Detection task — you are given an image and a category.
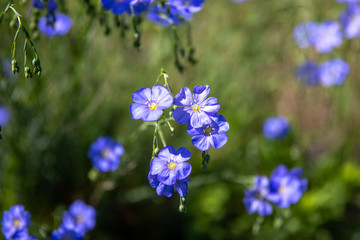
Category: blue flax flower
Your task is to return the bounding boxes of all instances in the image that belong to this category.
[266,165,307,208]
[336,0,360,3]
[340,4,360,39]
[311,20,342,53]
[243,176,273,216]
[61,200,96,237]
[87,136,125,172]
[293,21,317,48]
[319,58,350,87]
[51,227,82,240]
[173,85,220,128]
[263,117,290,140]
[150,146,192,185]
[101,0,153,16]
[32,0,58,12]
[148,173,191,197]
[187,114,229,151]
[1,205,30,240]
[38,13,72,38]
[0,106,10,126]
[296,60,319,86]
[130,85,173,122]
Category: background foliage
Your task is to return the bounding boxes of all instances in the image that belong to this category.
[1,0,360,239]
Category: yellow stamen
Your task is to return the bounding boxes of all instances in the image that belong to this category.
[204,126,212,135]
[102,149,111,158]
[192,104,200,111]
[76,216,83,223]
[279,187,285,194]
[14,219,20,227]
[149,102,157,110]
[168,162,177,169]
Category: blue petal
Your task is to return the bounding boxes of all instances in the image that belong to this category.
[129,103,149,120]
[172,107,191,124]
[175,180,189,197]
[112,2,129,15]
[157,145,176,159]
[186,123,200,136]
[210,133,228,149]
[150,157,167,175]
[156,183,174,197]
[174,147,191,162]
[190,111,212,128]
[142,108,163,121]
[201,97,220,113]
[192,85,210,103]
[173,87,193,106]
[254,176,269,190]
[191,135,211,151]
[132,87,151,104]
[148,173,159,188]
[157,168,177,185]
[101,0,114,10]
[213,115,230,132]
[151,85,173,109]
[175,162,192,180]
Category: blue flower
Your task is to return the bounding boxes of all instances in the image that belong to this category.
[32,0,58,12]
[147,3,184,26]
[87,136,125,172]
[293,21,317,49]
[150,146,192,186]
[148,173,191,197]
[263,117,290,140]
[1,205,31,240]
[0,106,10,127]
[266,165,307,208]
[311,20,342,53]
[38,13,72,38]
[8,229,37,240]
[129,0,154,15]
[187,114,229,151]
[51,227,82,240]
[340,4,360,39]
[170,0,205,21]
[61,200,96,237]
[130,85,173,122]
[173,85,220,128]
[295,60,319,86]
[336,0,360,3]
[243,176,273,216]
[101,0,153,16]
[319,58,350,87]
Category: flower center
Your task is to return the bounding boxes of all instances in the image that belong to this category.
[203,126,213,135]
[192,104,200,111]
[102,149,111,158]
[278,187,285,194]
[148,102,157,110]
[14,219,20,227]
[76,216,83,223]
[168,162,177,169]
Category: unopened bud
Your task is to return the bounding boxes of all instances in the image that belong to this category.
[25,67,32,79]
[11,60,19,74]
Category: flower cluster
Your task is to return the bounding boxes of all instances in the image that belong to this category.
[130,79,228,200]
[87,136,125,172]
[262,117,290,140]
[51,200,96,240]
[243,165,307,216]
[33,0,72,37]
[1,205,37,240]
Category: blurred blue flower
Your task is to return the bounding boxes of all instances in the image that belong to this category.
[87,136,125,172]
[336,0,360,3]
[243,176,273,216]
[130,85,173,122]
[38,13,72,38]
[319,58,350,87]
[32,0,58,12]
[129,0,154,15]
[173,85,220,128]
[231,0,248,3]
[311,20,342,53]
[187,114,229,151]
[293,21,317,48]
[296,60,319,86]
[1,205,30,240]
[101,0,153,16]
[51,227,82,240]
[340,4,360,39]
[61,200,96,237]
[10,229,37,240]
[263,117,290,140]
[149,146,192,185]
[148,173,191,197]
[0,106,10,126]
[266,165,308,208]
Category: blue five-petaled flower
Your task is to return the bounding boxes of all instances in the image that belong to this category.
[187,114,229,151]
[149,146,192,197]
[88,136,125,172]
[263,117,290,140]
[1,205,31,240]
[130,85,173,122]
[173,85,220,128]
[38,13,73,38]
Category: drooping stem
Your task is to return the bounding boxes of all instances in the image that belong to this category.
[157,125,167,147]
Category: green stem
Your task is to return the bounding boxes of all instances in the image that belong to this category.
[157,125,167,147]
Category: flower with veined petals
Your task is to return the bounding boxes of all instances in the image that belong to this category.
[243,176,273,216]
[149,146,192,186]
[61,200,96,237]
[1,205,31,239]
[87,136,125,172]
[187,114,229,151]
[130,85,173,122]
[318,58,350,87]
[173,85,220,128]
[38,13,72,38]
[340,4,360,39]
[148,173,191,197]
[266,165,308,208]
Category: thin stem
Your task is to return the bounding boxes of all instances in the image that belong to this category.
[157,125,167,147]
